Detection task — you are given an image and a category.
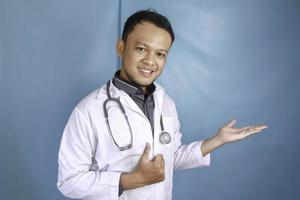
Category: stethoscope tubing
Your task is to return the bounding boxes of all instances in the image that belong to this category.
[103,80,171,151]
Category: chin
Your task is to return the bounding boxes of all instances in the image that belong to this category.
[133,77,150,84]
[140,80,155,87]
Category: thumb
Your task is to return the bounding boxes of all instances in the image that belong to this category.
[226,119,236,128]
[141,143,151,159]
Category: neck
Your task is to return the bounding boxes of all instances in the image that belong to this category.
[119,69,148,94]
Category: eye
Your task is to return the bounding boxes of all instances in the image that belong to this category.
[136,47,146,53]
[157,52,166,58]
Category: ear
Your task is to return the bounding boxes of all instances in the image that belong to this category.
[116,39,125,57]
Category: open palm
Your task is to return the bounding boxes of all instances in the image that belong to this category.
[216,119,268,144]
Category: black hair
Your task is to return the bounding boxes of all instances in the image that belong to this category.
[121,9,175,44]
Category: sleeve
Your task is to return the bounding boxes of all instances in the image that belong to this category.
[173,139,211,170]
[169,101,211,170]
[57,107,121,199]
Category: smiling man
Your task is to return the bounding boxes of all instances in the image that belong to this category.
[57,10,267,200]
[116,20,171,91]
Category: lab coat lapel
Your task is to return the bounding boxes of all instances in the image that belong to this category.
[106,79,166,120]
[153,82,165,132]
[109,80,145,118]
[153,82,165,117]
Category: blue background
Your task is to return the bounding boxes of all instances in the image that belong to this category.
[1,0,300,199]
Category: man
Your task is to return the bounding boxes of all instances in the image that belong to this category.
[57,10,267,199]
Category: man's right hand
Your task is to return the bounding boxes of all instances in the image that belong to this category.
[120,143,165,191]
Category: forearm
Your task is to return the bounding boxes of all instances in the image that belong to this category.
[201,135,224,157]
[57,170,121,199]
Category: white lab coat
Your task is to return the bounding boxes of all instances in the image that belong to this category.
[57,80,210,200]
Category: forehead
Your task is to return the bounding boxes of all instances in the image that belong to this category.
[126,21,172,50]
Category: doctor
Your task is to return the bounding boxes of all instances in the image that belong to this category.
[57,10,268,200]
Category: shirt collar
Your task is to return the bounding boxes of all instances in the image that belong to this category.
[112,70,156,97]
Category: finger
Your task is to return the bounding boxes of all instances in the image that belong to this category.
[243,125,268,133]
[229,125,268,141]
[160,156,165,168]
[243,129,263,137]
[237,125,267,133]
[252,126,268,131]
[240,126,267,137]
[152,154,164,162]
[258,125,268,129]
[152,154,165,167]
[237,125,258,132]
[250,125,268,132]
[226,119,236,128]
[141,143,151,160]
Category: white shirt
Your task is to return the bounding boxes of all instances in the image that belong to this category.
[57,80,210,200]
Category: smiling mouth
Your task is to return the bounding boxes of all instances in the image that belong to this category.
[138,68,154,76]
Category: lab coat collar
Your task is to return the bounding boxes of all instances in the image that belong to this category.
[97,79,165,100]
[112,70,156,97]
[97,79,166,116]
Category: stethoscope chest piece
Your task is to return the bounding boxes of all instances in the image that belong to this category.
[159,131,171,144]
[159,115,171,144]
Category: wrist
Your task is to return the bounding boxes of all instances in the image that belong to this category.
[211,134,226,147]
[120,171,145,191]
[201,135,224,156]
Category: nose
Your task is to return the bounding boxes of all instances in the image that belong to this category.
[142,52,155,66]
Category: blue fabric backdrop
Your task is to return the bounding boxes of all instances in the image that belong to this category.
[1,0,300,199]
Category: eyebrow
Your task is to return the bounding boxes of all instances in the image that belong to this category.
[135,41,169,53]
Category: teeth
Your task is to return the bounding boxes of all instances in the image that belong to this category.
[140,68,152,74]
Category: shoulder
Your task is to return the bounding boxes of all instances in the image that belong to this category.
[154,82,177,115]
[154,82,175,103]
[75,84,106,115]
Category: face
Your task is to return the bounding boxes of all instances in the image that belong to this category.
[117,21,172,91]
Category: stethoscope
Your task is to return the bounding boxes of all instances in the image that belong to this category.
[103,80,171,151]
